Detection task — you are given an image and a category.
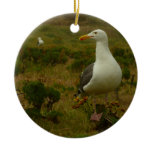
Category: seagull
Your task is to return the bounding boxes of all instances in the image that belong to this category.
[37,37,44,47]
[76,29,122,121]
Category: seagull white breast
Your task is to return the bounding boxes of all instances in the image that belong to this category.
[83,40,122,94]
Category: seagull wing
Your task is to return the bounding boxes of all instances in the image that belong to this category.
[79,63,94,92]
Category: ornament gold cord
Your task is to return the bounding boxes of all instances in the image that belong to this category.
[74,0,80,25]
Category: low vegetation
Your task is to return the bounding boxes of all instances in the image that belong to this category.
[15,14,137,138]
[22,81,61,123]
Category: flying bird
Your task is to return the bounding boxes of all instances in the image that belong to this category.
[76,29,122,121]
[37,37,44,47]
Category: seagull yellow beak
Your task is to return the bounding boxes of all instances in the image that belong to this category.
[79,35,91,40]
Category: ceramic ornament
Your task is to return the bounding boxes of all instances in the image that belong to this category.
[15,0,137,138]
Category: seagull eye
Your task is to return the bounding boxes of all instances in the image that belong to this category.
[94,32,97,34]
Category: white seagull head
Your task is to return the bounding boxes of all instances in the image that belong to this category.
[80,29,108,42]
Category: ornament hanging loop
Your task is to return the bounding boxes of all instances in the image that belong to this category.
[74,0,80,25]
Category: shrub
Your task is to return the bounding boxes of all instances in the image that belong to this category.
[85,48,95,56]
[67,48,95,72]
[22,81,61,112]
[60,55,68,64]
[25,109,63,124]
[30,48,42,63]
[22,81,46,108]
[124,53,135,65]
[125,52,134,58]
[41,49,60,65]
[123,67,131,80]
[50,51,60,65]
[115,56,130,67]
[53,37,62,44]
[46,111,63,123]
[15,59,25,76]
[18,46,70,67]
[30,64,42,72]
[25,108,43,119]
[51,47,62,53]
[41,87,61,112]
[64,48,71,56]
[113,48,125,57]
[23,82,62,123]
[69,49,95,60]
[41,47,68,65]
[70,59,86,71]
[20,48,43,63]
[45,87,60,103]
[41,51,51,65]
[71,51,84,59]
[53,83,66,92]
[19,49,31,61]
[113,47,136,67]
[69,57,95,72]
[54,47,69,64]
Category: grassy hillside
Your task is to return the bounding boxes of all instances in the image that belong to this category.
[15,14,137,138]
